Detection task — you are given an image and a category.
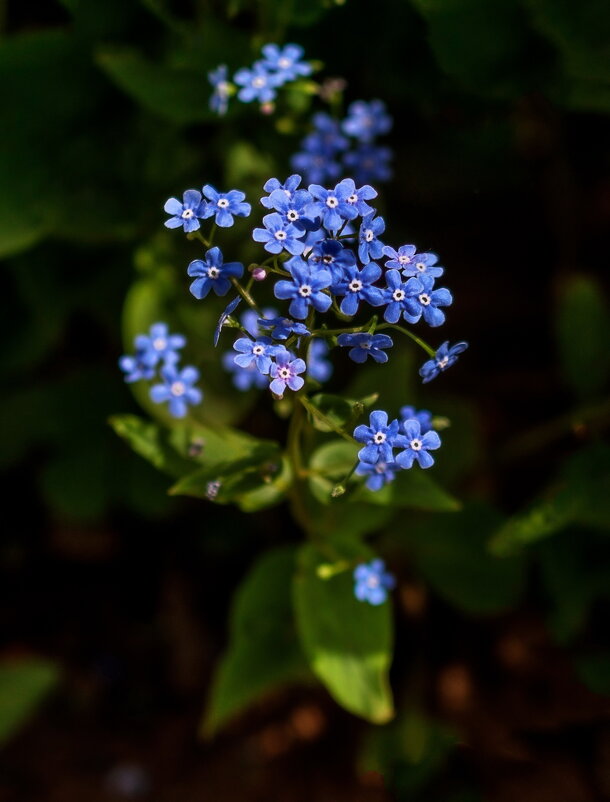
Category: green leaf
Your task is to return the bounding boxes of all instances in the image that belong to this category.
[236,456,293,513]
[293,539,394,723]
[406,504,526,614]
[109,414,197,478]
[556,274,610,398]
[95,47,214,124]
[203,547,308,735]
[0,658,59,746]
[357,467,461,512]
[305,393,375,435]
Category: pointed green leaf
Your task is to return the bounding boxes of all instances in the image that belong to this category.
[0,658,59,745]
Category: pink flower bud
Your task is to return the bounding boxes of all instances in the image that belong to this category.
[252,267,267,281]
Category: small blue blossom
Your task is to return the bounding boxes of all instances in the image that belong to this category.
[395,419,441,469]
[118,354,155,383]
[232,337,281,374]
[309,239,356,283]
[267,189,317,231]
[353,559,396,605]
[222,351,268,391]
[382,270,423,324]
[274,258,332,319]
[163,189,207,232]
[291,149,343,186]
[383,245,444,279]
[213,296,242,346]
[355,460,398,492]
[306,113,349,155]
[399,406,433,434]
[334,262,384,316]
[307,339,333,383]
[407,274,453,327]
[358,213,385,264]
[252,212,306,255]
[340,178,378,218]
[306,179,358,232]
[260,43,312,82]
[337,332,393,364]
[344,145,393,185]
[241,307,277,337]
[133,322,186,367]
[201,185,251,228]
[188,247,244,299]
[150,365,202,418]
[269,350,306,397]
[353,410,400,464]
[257,316,310,340]
[419,341,468,384]
[233,63,280,104]
[208,65,231,115]
[260,174,303,209]
[342,100,392,143]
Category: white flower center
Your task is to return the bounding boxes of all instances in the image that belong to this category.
[399,254,411,264]
[207,266,220,279]
[217,81,230,96]
[438,356,449,369]
[171,381,186,397]
[153,338,167,351]
[217,198,229,209]
[416,262,426,272]
[279,367,291,379]
[326,196,338,208]
[182,209,194,219]
[252,76,266,88]
[361,342,371,349]
[298,284,313,297]
[373,431,386,444]
[252,345,265,356]
[275,230,287,240]
[392,288,405,302]
[347,193,358,204]
[375,462,387,474]
[283,189,291,197]
[287,210,299,221]
[322,254,334,265]
[364,229,374,242]
[410,438,423,451]
[278,57,291,69]
[419,293,431,306]
[366,574,380,588]
[348,279,363,293]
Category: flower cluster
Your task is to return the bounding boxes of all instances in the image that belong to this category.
[119,323,202,419]
[291,101,393,186]
[164,187,251,233]
[208,43,314,115]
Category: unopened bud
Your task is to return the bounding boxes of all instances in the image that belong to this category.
[260,102,275,115]
[331,484,346,498]
[252,267,267,281]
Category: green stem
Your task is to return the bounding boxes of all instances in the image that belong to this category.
[230,278,260,312]
[377,324,436,357]
[189,230,210,248]
[299,395,355,443]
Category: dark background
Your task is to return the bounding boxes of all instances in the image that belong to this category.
[1,0,610,799]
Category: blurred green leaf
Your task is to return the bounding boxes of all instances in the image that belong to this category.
[203,546,308,736]
[357,467,461,512]
[293,538,394,723]
[110,414,198,478]
[0,658,59,746]
[556,274,610,398]
[305,393,375,435]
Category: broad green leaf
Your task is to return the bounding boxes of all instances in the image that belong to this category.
[0,658,59,745]
[236,457,293,513]
[109,414,197,478]
[203,547,308,735]
[293,539,394,723]
[305,393,376,435]
[406,504,526,614]
[357,467,461,512]
[556,274,610,398]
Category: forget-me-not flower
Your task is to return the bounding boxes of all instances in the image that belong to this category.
[399,406,433,434]
[201,185,251,228]
[187,247,244,299]
[353,559,396,605]
[407,274,453,327]
[233,63,280,104]
[353,410,400,464]
[358,213,385,264]
[273,258,332,319]
[307,339,333,383]
[252,212,306,255]
[232,337,281,374]
[383,245,444,279]
[150,365,202,418]
[164,190,207,232]
[260,43,312,82]
[333,262,384,316]
[382,270,423,324]
[269,351,306,397]
[337,332,393,364]
[260,174,303,209]
[342,100,392,143]
[257,316,310,340]
[208,65,231,115]
[419,341,468,383]
[395,419,441,469]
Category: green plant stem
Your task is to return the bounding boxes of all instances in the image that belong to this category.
[230,278,260,312]
[189,230,210,248]
[299,395,355,443]
[376,324,436,357]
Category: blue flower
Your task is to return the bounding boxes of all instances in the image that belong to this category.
[187,247,244,299]
[383,245,444,279]
[233,63,280,103]
[419,341,468,383]
[342,100,392,143]
[232,337,281,374]
[291,149,342,186]
[213,296,242,346]
[267,188,317,231]
[308,239,356,283]
[252,212,306,255]
[355,460,398,492]
[399,405,433,434]
[344,145,393,185]
[201,185,251,228]
[241,307,277,337]
[208,65,231,115]
[353,410,400,464]
[260,43,312,82]
[133,322,186,367]
[150,365,202,418]
[333,262,384,316]
[340,178,378,218]
[306,179,358,232]
[395,419,441,469]
[358,213,385,264]
[306,113,349,155]
[407,274,453,327]
[382,270,423,324]
[222,351,268,391]
[269,350,306,397]
[118,354,155,383]
[337,332,393,364]
[307,339,333,383]
[257,316,310,340]
[163,189,207,232]
[273,258,332,319]
[353,559,395,605]
[260,174,303,209]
